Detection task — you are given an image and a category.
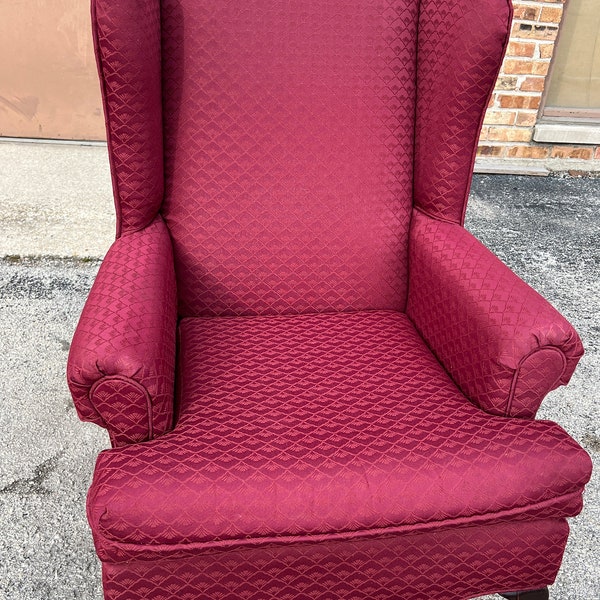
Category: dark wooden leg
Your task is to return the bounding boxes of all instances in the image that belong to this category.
[500,588,549,600]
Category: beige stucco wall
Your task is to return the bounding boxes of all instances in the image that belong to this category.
[0,0,105,140]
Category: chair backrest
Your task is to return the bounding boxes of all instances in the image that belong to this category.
[92,0,512,318]
[160,0,420,317]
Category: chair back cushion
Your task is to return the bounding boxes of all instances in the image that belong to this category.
[160,0,419,316]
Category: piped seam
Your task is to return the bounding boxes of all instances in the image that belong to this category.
[505,345,568,417]
[88,374,154,444]
[93,488,583,561]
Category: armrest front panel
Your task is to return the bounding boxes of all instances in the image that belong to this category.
[407,210,583,418]
[67,217,177,446]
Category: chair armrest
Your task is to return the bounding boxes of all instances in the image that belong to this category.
[406,210,584,418]
[67,216,177,446]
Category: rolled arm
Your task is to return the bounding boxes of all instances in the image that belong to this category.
[67,217,177,446]
[407,209,584,418]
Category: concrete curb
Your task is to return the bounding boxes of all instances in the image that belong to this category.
[0,141,115,259]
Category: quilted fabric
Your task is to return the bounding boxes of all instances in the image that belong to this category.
[88,312,591,560]
[67,217,177,446]
[92,0,163,235]
[414,0,512,223]
[161,0,418,317]
[101,519,569,600]
[407,210,584,418]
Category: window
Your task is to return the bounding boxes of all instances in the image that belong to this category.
[535,0,600,143]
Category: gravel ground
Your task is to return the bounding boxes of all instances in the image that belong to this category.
[0,257,105,600]
[0,142,598,599]
[467,175,600,600]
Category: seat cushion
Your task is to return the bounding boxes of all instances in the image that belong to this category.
[88,311,591,560]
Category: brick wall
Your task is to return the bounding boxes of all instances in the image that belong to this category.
[478,0,600,163]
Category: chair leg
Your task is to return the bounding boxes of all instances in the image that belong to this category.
[499,588,549,600]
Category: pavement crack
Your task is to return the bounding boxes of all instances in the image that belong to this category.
[0,451,64,495]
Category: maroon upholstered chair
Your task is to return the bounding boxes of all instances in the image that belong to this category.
[68,1,592,598]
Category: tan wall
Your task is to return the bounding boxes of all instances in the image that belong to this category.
[0,0,105,140]
[2,0,598,161]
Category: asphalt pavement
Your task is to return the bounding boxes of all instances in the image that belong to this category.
[0,141,598,599]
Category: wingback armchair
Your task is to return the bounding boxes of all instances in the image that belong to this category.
[68,1,592,598]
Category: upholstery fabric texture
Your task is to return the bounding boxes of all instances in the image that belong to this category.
[88,312,590,561]
[161,0,418,317]
[407,210,584,418]
[67,217,177,446]
[414,0,512,224]
[67,0,593,598]
[100,519,569,600]
[92,0,164,235]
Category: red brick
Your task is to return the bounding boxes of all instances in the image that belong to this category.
[551,146,594,160]
[539,43,555,59]
[532,61,550,76]
[513,5,540,21]
[484,110,517,125]
[507,41,536,57]
[520,77,545,92]
[488,126,533,143]
[503,59,550,76]
[477,145,504,157]
[495,75,519,91]
[503,59,534,75]
[512,23,558,40]
[515,111,538,126]
[498,94,541,110]
[506,145,551,159]
[540,6,563,24]
[595,147,600,160]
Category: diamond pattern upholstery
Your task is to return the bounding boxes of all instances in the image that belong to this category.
[88,312,589,562]
[160,0,417,317]
[407,210,584,418]
[67,0,593,598]
[101,519,569,600]
[67,216,177,445]
[414,0,512,224]
[92,0,163,235]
